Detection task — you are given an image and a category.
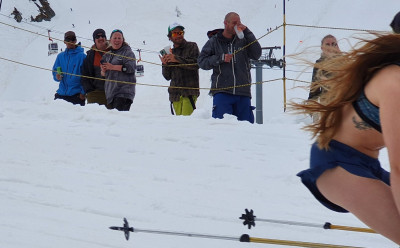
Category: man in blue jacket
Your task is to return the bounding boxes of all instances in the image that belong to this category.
[198,12,261,123]
[52,31,86,106]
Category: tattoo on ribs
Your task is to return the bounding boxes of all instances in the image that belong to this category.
[352,116,372,130]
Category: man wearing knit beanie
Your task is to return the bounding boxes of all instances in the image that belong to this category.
[92,28,106,42]
[81,28,110,106]
[390,11,400,34]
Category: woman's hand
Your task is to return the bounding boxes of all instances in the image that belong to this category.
[101,62,114,71]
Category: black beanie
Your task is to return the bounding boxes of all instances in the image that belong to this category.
[390,11,400,34]
[93,28,106,41]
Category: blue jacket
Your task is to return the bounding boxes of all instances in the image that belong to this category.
[52,46,86,96]
[198,28,261,98]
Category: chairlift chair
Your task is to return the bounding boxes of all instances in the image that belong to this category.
[48,42,58,56]
[47,30,58,56]
[136,64,144,77]
[135,49,144,77]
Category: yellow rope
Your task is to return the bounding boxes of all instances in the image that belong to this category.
[0,56,282,90]
[286,23,385,33]
[0,16,388,92]
[286,77,313,84]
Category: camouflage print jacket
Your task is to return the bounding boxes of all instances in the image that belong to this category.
[162,40,200,102]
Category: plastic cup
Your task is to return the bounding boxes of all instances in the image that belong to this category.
[234,25,244,39]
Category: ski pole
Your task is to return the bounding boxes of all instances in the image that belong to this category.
[239,209,376,234]
[109,218,365,248]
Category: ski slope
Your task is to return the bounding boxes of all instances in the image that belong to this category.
[0,0,399,247]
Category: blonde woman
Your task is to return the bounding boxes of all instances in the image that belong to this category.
[101,29,136,111]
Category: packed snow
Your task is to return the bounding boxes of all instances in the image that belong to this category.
[0,0,399,247]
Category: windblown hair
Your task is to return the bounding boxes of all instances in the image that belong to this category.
[290,33,400,149]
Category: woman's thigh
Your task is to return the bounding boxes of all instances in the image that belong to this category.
[317,166,400,244]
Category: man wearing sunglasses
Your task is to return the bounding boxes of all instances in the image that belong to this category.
[160,22,200,116]
[52,31,86,106]
[81,28,110,106]
[198,12,261,124]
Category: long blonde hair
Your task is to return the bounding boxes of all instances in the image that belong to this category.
[291,33,400,149]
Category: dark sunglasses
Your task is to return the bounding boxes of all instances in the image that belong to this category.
[324,42,338,47]
[96,34,106,39]
[171,31,184,37]
[64,37,76,42]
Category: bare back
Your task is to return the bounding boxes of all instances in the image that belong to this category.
[331,66,400,158]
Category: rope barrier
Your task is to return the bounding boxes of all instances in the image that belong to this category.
[0,56,282,91]
[0,20,163,67]
[0,18,287,92]
[0,11,389,92]
[0,13,159,54]
[286,23,386,33]
[0,17,281,69]
[287,77,313,84]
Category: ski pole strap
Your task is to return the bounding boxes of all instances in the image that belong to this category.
[240,234,364,248]
[324,222,376,233]
[188,95,196,110]
[170,102,175,115]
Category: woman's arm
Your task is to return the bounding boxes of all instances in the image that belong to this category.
[377,65,400,212]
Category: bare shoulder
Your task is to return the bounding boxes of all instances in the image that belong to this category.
[367,65,400,106]
[372,64,400,85]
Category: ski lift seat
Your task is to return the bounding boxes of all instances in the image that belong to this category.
[136,64,144,77]
[48,42,58,56]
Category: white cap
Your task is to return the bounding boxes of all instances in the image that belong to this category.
[168,22,185,33]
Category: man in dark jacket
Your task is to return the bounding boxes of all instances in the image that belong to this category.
[160,22,200,116]
[198,12,261,123]
[81,28,109,106]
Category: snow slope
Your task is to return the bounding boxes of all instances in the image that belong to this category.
[0,0,399,247]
